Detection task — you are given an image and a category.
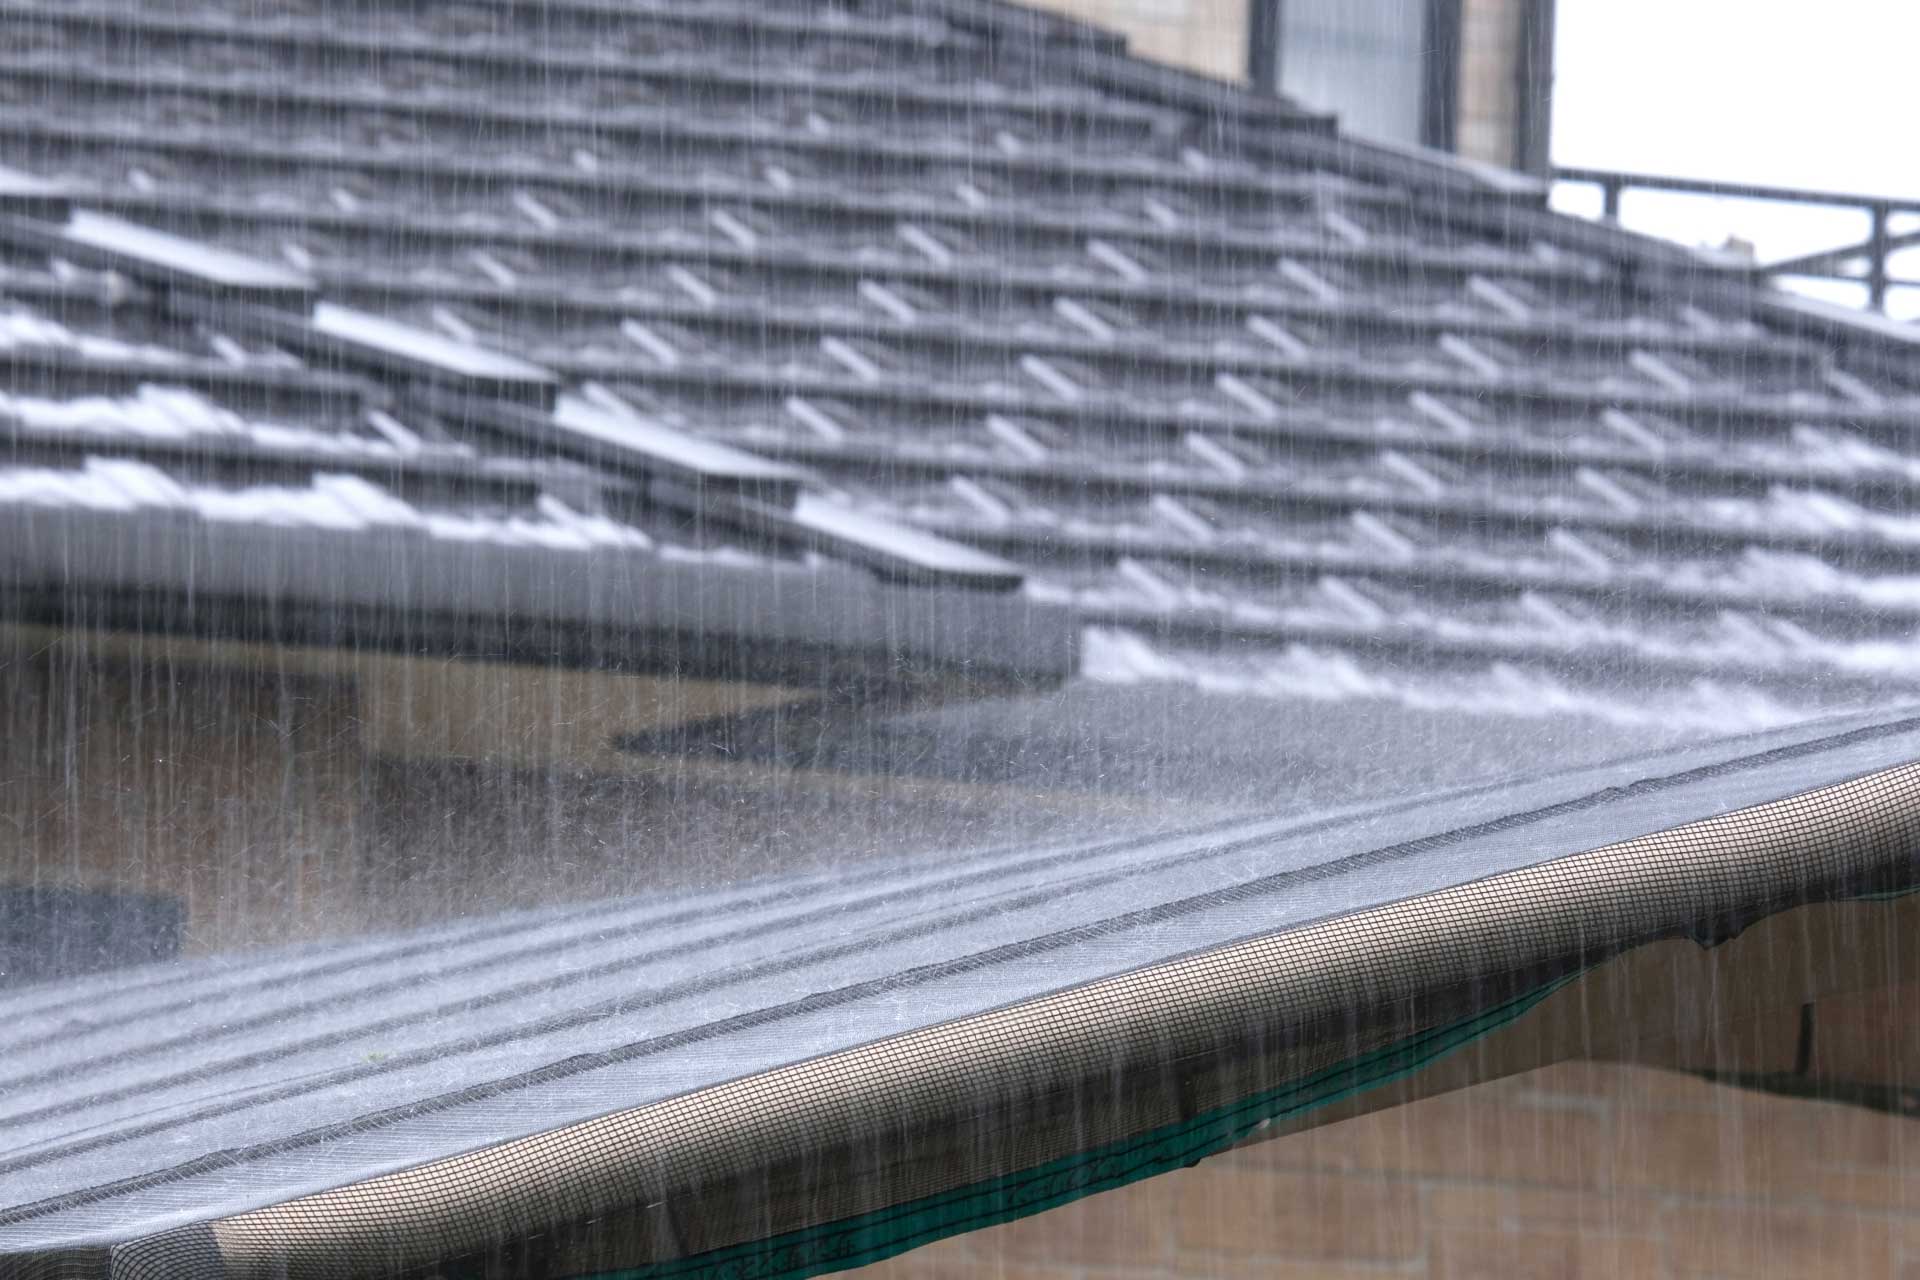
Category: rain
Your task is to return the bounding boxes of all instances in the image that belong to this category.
[1,1,1919,1276]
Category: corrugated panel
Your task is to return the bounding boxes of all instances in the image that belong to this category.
[2,706,1917,1272]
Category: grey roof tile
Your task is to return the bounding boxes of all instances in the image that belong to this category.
[0,0,1916,707]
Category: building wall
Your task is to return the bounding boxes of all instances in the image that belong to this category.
[1456,0,1528,168]
[1024,0,1251,84]
[0,624,1147,949]
[0,627,372,957]
[847,914,1920,1279]
[853,1056,1920,1278]
[1017,0,1541,169]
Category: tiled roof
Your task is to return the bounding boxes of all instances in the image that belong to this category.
[2,0,1918,713]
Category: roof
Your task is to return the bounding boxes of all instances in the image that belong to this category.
[4,703,1919,1272]
[0,0,1915,722]
[0,90,1077,690]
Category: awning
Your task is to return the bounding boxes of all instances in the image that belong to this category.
[5,707,1919,1277]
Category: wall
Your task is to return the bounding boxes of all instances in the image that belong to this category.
[846,963,1920,1279]
[1456,0,1528,168]
[0,626,368,959]
[853,1055,1920,1278]
[1023,0,1251,84]
[1016,0,1542,169]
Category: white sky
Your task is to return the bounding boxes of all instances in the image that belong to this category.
[1550,0,1920,316]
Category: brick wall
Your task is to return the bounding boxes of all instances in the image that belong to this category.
[852,1059,1920,1279]
[1016,0,1538,170]
[0,624,1149,946]
[848,906,1920,1280]
[0,626,367,956]
[1020,0,1251,83]
[1455,0,1525,168]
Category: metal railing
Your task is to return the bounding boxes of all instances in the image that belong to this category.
[1553,166,1920,312]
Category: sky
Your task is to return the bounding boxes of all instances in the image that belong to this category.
[1550,0,1920,316]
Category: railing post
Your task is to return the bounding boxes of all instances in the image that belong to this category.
[1552,167,1919,313]
[1601,177,1623,223]
[1867,201,1891,312]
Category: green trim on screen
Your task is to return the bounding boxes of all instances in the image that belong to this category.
[580,975,1574,1280]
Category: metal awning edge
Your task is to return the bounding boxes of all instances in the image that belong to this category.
[63,716,1920,1280]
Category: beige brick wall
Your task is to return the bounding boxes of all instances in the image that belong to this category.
[847,916,1920,1280]
[0,626,367,953]
[853,1058,1920,1279]
[0,624,1153,944]
[1022,0,1250,83]
[1017,0,1537,169]
[1456,0,1525,168]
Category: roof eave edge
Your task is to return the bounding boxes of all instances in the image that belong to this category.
[97,733,1920,1279]
[1757,287,1920,356]
[0,506,1080,688]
